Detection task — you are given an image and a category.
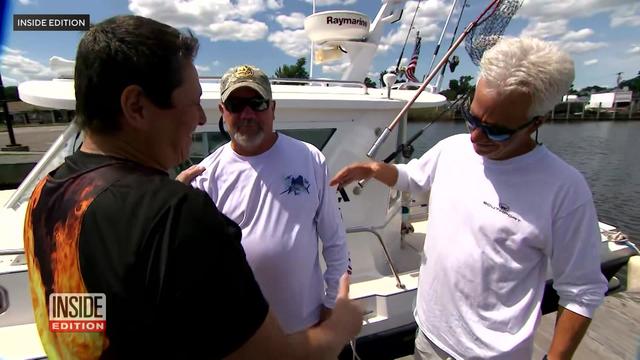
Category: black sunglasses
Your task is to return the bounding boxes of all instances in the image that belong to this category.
[461,105,537,142]
[224,97,270,113]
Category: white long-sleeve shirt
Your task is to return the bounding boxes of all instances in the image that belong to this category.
[192,134,348,334]
[395,134,607,359]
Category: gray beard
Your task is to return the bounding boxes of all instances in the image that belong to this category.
[232,128,265,150]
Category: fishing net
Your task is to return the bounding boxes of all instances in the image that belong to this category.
[464,0,523,65]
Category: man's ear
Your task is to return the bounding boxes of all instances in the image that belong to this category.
[530,115,545,132]
[120,85,148,130]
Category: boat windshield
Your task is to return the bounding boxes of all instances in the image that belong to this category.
[4,126,337,210]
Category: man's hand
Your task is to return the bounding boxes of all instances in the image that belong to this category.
[323,273,363,340]
[329,162,376,188]
[319,306,332,324]
[175,165,205,184]
[330,161,399,188]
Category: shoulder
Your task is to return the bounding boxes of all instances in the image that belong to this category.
[415,134,468,162]
[541,148,589,185]
[538,148,594,204]
[93,171,214,221]
[279,133,326,163]
[441,133,471,149]
[425,133,470,155]
[197,142,232,167]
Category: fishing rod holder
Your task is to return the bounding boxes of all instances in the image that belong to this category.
[366,127,392,159]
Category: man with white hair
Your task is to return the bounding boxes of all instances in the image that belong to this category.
[330,37,608,359]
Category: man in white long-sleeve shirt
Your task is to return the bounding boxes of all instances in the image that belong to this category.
[330,37,608,359]
[191,65,349,334]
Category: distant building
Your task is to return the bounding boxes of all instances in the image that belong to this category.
[586,89,633,110]
[1,101,74,124]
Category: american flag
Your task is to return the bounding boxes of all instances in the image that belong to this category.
[405,34,421,83]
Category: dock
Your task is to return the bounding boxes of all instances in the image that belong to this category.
[0,125,64,188]
[396,291,640,359]
[533,291,640,360]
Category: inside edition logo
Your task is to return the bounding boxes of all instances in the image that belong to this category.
[49,293,106,332]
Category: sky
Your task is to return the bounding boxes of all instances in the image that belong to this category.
[0,0,639,91]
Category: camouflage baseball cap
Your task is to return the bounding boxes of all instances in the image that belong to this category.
[220,65,272,102]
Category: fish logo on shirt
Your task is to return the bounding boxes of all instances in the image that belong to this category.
[281,175,310,195]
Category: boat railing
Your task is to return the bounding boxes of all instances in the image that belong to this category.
[3,122,79,210]
[346,226,406,289]
[0,249,24,256]
[199,76,369,94]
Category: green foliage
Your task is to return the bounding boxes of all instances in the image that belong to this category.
[364,77,377,88]
[379,70,388,87]
[577,85,608,97]
[568,84,579,95]
[274,57,309,80]
[439,75,474,101]
[618,75,640,93]
[2,86,19,101]
[439,89,456,101]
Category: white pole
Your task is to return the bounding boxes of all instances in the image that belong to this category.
[310,0,316,79]
[424,0,459,79]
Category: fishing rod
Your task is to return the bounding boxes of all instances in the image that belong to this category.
[434,0,469,92]
[424,0,459,78]
[379,93,469,164]
[364,0,522,162]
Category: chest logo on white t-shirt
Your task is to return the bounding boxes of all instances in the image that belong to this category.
[482,201,521,222]
[280,175,310,196]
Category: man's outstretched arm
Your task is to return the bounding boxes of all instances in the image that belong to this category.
[546,306,591,360]
[330,161,398,188]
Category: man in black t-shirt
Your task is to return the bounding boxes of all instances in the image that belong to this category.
[24,15,362,359]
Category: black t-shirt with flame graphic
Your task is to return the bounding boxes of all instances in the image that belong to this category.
[24,151,268,359]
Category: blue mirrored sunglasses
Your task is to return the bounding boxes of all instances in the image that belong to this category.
[461,105,537,142]
[224,97,270,113]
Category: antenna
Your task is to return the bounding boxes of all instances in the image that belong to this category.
[616,72,623,86]
[393,0,422,74]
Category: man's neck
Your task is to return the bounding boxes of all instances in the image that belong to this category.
[488,138,538,161]
[508,138,538,159]
[80,132,167,172]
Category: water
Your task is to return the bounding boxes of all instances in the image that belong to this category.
[407,120,640,243]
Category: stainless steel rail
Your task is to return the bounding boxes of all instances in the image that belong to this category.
[199,76,369,94]
[346,226,405,289]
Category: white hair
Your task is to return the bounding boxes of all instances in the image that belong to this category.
[478,37,575,118]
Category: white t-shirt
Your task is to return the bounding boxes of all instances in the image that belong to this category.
[192,134,349,334]
[395,134,608,360]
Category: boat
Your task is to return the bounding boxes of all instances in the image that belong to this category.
[1,1,638,359]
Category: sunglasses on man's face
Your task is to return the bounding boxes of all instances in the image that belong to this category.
[461,105,537,142]
[223,97,270,113]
